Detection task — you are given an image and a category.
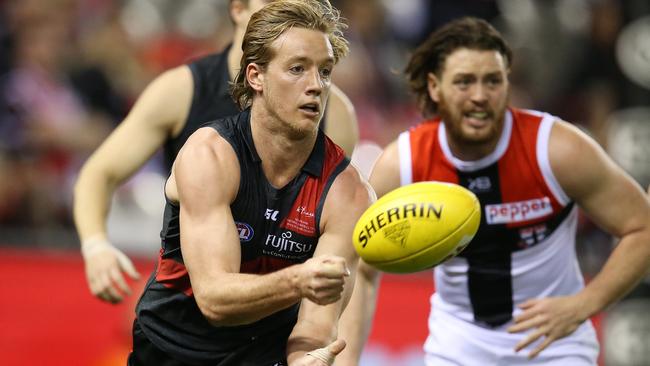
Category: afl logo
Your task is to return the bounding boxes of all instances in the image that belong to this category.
[236,222,254,242]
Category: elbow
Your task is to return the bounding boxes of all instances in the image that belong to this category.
[75,160,119,194]
[201,312,232,327]
[194,293,249,327]
[194,295,230,326]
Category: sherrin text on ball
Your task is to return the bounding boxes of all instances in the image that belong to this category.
[353,182,480,273]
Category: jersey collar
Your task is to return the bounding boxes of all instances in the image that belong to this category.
[240,109,324,177]
[438,109,513,172]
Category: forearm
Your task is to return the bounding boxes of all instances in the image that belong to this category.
[336,263,381,365]
[576,231,650,319]
[285,257,357,363]
[196,265,303,326]
[73,166,117,242]
[287,317,338,363]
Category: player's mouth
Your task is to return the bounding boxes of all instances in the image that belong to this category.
[463,111,491,128]
[299,102,320,118]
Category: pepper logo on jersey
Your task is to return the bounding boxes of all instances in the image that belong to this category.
[485,197,552,224]
[236,222,254,242]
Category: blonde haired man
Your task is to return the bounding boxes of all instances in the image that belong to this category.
[128,1,372,365]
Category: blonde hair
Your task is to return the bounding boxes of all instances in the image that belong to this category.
[231,0,348,109]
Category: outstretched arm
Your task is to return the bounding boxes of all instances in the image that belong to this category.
[324,84,359,157]
[287,166,373,365]
[73,66,193,303]
[337,142,401,365]
[508,120,650,358]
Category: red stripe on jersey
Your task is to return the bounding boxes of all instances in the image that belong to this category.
[155,250,193,296]
[282,137,346,236]
[409,121,459,184]
[497,109,563,227]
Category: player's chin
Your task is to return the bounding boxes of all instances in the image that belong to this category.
[461,125,497,144]
[286,120,318,140]
[294,111,322,130]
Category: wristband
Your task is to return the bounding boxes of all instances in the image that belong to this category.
[305,347,335,365]
[81,235,113,259]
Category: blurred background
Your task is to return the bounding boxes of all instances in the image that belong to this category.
[0,0,649,365]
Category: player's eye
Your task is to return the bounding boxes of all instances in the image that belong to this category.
[320,68,332,79]
[290,65,304,73]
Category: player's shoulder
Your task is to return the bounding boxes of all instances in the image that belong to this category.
[173,125,240,202]
[409,117,441,133]
[547,118,610,197]
[137,64,193,113]
[178,127,235,166]
[153,64,193,88]
[548,118,598,156]
[328,164,375,211]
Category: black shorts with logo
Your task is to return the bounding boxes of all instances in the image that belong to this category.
[128,319,288,366]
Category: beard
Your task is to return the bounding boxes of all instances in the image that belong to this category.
[437,92,507,146]
[284,120,319,141]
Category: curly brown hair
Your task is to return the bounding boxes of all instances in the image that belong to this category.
[231,0,349,110]
[405,17,513,118]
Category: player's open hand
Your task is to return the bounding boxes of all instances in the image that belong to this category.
[290,339,346,366]
[82,237,140,303]
[298,255,350,305]
[507,295,587,359]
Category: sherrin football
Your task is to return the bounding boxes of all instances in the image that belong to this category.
[353,182,480,273]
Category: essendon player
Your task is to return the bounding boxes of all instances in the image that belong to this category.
[128,2,372,366]
[338,17,650,366]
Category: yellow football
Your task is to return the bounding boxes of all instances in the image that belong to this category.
[353,181,480,273]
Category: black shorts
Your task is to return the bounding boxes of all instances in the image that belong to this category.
[128,319,288,366]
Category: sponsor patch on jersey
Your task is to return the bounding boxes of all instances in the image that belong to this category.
[485,197,553,224]
[518,224,548,249]
[468,176,492,193]
[236,222,254,242]
[264,231,314,260]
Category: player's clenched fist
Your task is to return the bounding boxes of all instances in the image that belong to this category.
[297,255,350,305]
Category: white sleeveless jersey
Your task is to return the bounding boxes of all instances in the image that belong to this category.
[398,109,599,364]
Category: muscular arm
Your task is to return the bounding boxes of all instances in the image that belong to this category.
[337,142,400,365]
[175,129,357,327]
[73,66,193,302]
[287,166,373,363]
[324,85,359,157]
[509,120,650,357]
[550,121,650,316]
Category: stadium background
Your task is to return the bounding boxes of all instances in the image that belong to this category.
[0,0,649,365]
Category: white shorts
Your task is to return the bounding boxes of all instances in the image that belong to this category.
[423,303,599,366]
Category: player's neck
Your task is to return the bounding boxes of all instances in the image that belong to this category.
[446,132,501,162]
[249,106,316,189]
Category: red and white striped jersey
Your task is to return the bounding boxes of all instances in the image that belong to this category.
[398,108,598,364]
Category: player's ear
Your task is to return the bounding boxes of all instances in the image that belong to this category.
[247,63,264,92]
[427,72,441,103]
